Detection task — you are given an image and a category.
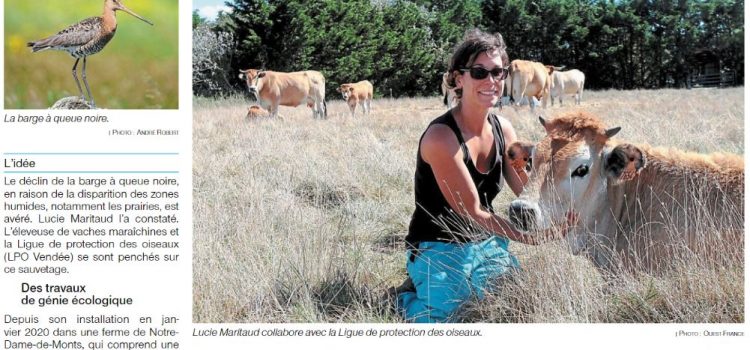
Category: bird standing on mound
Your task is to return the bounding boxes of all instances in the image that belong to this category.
[27,0,153,108]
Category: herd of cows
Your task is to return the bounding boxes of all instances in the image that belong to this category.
[238,59,585,119]
[235,64,743,274]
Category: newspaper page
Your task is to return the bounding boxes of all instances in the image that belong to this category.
[2,1,748,350]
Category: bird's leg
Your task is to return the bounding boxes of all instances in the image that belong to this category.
[81,56,96,107]
[71,58,85,101]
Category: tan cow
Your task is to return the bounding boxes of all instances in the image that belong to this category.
[245,105,269,119]
[509,59,555,111]
[550,69,585,106]
[238,69,327,119]
[507,112,744,273]
[441,72,458,108]
[337,80,373,117]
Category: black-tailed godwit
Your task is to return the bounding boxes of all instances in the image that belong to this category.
[27,0,153,107]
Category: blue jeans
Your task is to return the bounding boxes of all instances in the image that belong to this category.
[397,236,519,323]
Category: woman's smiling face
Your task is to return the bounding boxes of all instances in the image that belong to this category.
[456,50,505,109]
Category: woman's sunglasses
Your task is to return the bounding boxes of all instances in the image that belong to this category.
[460,66,510,80]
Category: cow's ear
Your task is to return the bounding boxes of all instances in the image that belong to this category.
[258,71,266,78]
[604,144,646,181]
[507,141,535,174]
[605,126,621,138]
[538,116,552,134]
[349,87,354,92]
[545,65,555,75]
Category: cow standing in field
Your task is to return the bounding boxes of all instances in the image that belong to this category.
[338,80,373,117]
[441,72,458,108]
[507,112,744,273]
[238,69,327,119]
[550,69,585,106]
[509,59,554,111]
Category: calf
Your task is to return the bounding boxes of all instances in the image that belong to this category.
[338,80,373,117]
[245,105,269,119]
[508,112,744,273]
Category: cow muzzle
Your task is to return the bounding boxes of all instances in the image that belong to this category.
[509,200,539,231]
[247,87,259,101]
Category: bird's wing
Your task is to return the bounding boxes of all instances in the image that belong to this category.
[33,17,102,49]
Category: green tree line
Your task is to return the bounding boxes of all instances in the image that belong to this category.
[193,0,743,98]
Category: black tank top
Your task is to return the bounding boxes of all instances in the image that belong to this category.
[406,110,506,247]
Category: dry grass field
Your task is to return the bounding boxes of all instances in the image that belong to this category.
[193,87,744,323]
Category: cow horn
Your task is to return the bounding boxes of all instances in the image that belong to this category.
[538,116,547,127]
[605,127,621,138]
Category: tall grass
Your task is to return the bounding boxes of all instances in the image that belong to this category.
[4,0,178,109]
[193,88,744,323]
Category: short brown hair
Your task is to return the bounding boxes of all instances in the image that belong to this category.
[446,29,509,98]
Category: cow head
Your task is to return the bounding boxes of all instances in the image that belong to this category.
[507,112,646,243]
[336,84,352,100]
[238,69,266,99]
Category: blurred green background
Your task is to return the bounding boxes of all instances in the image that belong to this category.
[4,0,178,109]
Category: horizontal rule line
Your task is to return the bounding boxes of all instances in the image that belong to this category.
[3,153,179,155]
[3,171,179,174]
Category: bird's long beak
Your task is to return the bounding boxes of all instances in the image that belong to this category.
[117,4,154,26]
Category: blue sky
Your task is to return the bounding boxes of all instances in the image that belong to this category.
[193,0,232,20]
